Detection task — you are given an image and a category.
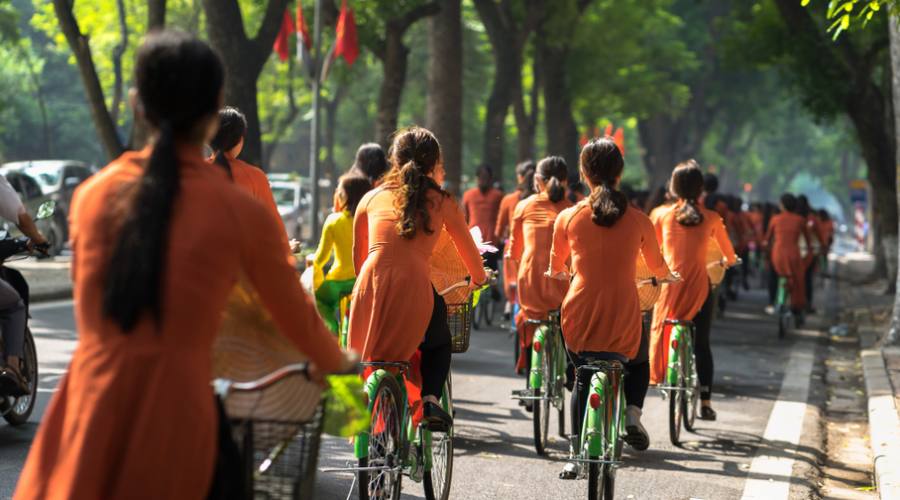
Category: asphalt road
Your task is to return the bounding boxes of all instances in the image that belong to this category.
[1,278,829,500]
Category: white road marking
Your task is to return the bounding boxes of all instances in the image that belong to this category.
[740,342,814,500]
[30,299,74,312]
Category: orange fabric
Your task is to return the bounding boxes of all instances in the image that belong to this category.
[649,205,736,384]
[462,186,503,245]
[746,211,764,245]
[508,193,572,367]
[16,148,342,500]
[214,156,292,257]
[496,190,522,301]
[550,203,668,357]
[765,212,811,310]
[649,203,674,226]
[348,187,486,363]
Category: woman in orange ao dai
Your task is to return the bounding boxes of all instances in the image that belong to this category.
[348,127,487,429]
[508,157,571,374]
[650,161,736,420]
[548,138,671,479]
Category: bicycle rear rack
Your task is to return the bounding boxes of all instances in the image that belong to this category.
[567,457,623,466]
[510,388,549,401]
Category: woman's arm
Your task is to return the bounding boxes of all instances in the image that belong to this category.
[508,202,525,263]
[712,215,738,266]
[638,212,670,279]
[547,209,572,280]
[313,215,336,271]
[237,196,344,373]
[353,192,372,275]
[443,196,488,285]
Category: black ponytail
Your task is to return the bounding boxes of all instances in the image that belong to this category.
[580,138,627,227]
[210,106,247,180]
[103,31,224,332]
[536,156,568,204]
[670,160,705,227]
[383,127,445,239]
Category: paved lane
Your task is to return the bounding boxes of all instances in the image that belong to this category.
[1,284,826,500]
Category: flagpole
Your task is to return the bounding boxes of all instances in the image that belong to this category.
[309,0,323,243]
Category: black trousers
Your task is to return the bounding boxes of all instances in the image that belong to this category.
[805,260,815,307]
[420,287,452,398]
[567,351,629,441]
[693,287,716,401]
[768,262,778,305]
[623,313,651,409]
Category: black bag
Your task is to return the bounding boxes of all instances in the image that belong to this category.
[207,396,248,500]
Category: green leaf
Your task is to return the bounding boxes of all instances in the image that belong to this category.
[323,375,370,437]
[801,0,811,6]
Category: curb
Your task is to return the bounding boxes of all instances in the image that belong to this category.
[30,288,72,303]
[861,345,900,499]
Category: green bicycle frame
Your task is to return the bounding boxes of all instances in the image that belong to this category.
[529,321,566,392]
[579,368,625,459]
[775,277,788,308]
[666,324,692,387]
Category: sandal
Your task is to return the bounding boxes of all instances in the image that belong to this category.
[423,402,453,432]
[0,368,29,397]
[699,406,717,421]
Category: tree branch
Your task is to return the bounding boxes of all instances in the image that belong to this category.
[391,1,441,34]
[110,0,128,124]
[148,0,167,29]
[250,0,291,67]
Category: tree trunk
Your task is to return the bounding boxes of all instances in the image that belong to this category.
[539,40,578,172]
[149,0,167,29]
[110,0,128,125]
[372,2,441,148]
[513,49,539,162]
[638,114,682,191]
[886,12,900,343]
[324,83,346,183]
[202,0,289,167]
[52,0,123,160]
[427,0,463,194]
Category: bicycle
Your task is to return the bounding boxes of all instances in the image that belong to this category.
[775,276,791,339]
[472,280,499,330]
[337,291,352,349]
[212,362,330,499]
[337,280,476,500]
[511,310,566,455]
[657,319,699,447]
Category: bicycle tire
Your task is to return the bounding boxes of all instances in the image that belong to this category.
[603,465,616,499]
[588,462,606,500]
[423,380,453,500]
[683,355,700,433]
[668,370,683,446]
[3,328,37,426]
[533,338,551,455]
[558,396,566,438]
[359,375,404,500]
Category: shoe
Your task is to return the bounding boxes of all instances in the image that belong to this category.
[699,405,717,421]
[423,401,452,432]
[559,462,578,480]
[0,369,29,397]
[623,405,650,451]
[764,305,775,315]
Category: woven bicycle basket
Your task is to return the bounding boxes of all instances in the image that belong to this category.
[431,229,475,353]
[706,238,726,286]
[636,254,661,312]
[212,278,323,445]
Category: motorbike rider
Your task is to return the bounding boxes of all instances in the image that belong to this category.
[0,173,48,396]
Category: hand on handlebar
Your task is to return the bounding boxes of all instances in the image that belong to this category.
[308,350,360,385]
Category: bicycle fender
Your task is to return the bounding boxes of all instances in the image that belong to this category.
[529,325,549,389]
[666,325,684,386]
[355,369,393,459]
[584,371,608,457]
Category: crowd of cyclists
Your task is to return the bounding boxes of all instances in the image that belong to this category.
[8,31,837,499]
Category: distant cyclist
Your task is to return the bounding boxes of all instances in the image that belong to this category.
[650,161,736,422]
[764,193,812,326]
[348,142,390,187]
[547,138,672,479]
[496,161,536,320]
[462,165,504,270]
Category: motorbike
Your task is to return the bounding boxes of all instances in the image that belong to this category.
[0,201,55,426]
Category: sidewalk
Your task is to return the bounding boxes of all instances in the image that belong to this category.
[833,252,900,499]
[7,255,73,302]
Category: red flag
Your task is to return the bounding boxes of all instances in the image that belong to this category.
[273,9,294,61]
[296,1,311,50]
[334,0,359,66]
[613,128,626,156]
[604,124,614,137]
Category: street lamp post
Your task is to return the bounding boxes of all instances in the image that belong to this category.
[308,0,323,243]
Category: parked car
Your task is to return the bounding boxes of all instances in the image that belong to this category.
[0,160,93,255]
[269,176,312,242]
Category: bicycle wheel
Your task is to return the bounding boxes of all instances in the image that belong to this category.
[3,328,38,426]
[603,465,616,499]
[668,368,684,447]
[588,461,606,500]
[423,386,453,500]
[359,375,404,500]
[533,341,551,455]
[557,396,566,438]
[682,354,700,433]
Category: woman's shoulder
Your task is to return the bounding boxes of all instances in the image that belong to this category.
[559,199,590,223]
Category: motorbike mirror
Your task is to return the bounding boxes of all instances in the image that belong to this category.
[36,201,56,221]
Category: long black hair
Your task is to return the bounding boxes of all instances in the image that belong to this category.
[383,127,446,239]
[515,160,536,200]
[350,143,389,184]
[580,137,628,227]
[103,30,224,332]
[210,106,247,178]
[535,156,567,203]
[670,160,705,227]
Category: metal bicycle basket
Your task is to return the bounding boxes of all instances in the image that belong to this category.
[229,398,326,499]
[447,296,473,353]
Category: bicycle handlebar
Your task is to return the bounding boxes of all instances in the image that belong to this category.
[635,276,680,287]
[212,362,361,397]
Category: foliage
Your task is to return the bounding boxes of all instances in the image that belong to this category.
[323,374,369,437]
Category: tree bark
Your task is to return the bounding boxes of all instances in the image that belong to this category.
[203,0,290,167]
[886,12,900,343]
[513,48,540,162]
[52,0,123,160]
[427,0,462,194]
[110,0,128,125]
[373,2,441,148]
[324,83,347,183]
[149,0,167,30]
[538,39,578,172]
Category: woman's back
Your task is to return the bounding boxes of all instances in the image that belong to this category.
[658,206,724,277]
[769,212,806,257]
